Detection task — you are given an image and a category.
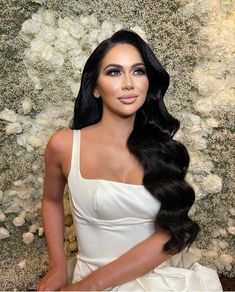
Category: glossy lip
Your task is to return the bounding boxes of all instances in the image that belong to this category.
[118,96,137,104]
[119,95,137,99]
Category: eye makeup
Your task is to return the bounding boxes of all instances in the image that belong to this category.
[105,66,146,76]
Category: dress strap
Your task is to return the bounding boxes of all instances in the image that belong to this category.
[69,129,81,179]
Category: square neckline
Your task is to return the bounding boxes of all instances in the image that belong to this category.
[78,129,145,188]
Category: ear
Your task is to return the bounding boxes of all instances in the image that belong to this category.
[93,87,100,98]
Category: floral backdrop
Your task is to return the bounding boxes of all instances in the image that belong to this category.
[0,0,234,290]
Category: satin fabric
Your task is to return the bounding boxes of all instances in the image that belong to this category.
[67,129,222,291]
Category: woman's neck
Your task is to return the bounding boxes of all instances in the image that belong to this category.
[95,115,135,145]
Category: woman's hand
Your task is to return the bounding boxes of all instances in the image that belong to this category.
[61,276,102,291]
[36,267,68,291]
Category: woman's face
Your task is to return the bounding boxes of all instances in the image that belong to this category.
[94,43,149,118]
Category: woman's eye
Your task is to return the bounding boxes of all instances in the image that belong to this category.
[106,69,120,76]
[133,68,146,75]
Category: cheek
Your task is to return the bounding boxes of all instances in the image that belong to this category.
[98,79,120,96]
[138,79,149,94]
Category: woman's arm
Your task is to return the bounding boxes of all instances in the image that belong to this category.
[63,229,173,291]
[37,132,68,291]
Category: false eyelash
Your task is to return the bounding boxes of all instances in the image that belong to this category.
[105,68,146,76]
[106,69,120,76]
[134,68,146,74]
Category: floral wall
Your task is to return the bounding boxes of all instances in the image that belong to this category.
[0,0,234,290]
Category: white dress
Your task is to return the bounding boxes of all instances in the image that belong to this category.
[67,129,222,291]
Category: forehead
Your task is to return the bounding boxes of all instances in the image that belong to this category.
[100,43,144,67]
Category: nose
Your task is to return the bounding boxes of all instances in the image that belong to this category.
[122,73,134,90]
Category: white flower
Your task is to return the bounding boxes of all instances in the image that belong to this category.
[21,19,41,35]
[205,250,218,260]
[219,254,233,265]
[71,54,87,70]
[36,113,49,126]
[193,183,204,200]
[5,189,17,197]
[18,259,26,269]
[205,118,219,128]
[58,16,74,30]
[30,37,47,53]
[27,68,39,77]
[31,12,43,25]
[201,174,222,194]
[203,160,214,172]
[194,97,213,114]
[79,15,90,27]
[88,29,99,43]
[211,230,220,238]
[88,14,99,27]
[219,228,228,237]
[64,225,75,241]
[0,108,17,122]
[65,37,79,50]
[41,10,56,26]
[38,227,44,236]
[179,2,195,18]
[188,247,202,259]
[13,216,25,227]
[113,23,123,32]
[67,45,82,58]
[229,207,235,216]
[193,0,221,24]
[218,240,229,249]
[24,51,40,68]
[0,211,6,222]
[28,136,43,148]
[188,153,204,173]
[22,232,34,244]
[30,75,42,90]
[192,72,221,96]
[0,227,10,240]
[191,134,208,150]
[29,224,39,233]
[18,190,31,199]
[54,28,70,52]
[22,98,33,114]
[213,259,224,270]
[214,89,235,111]
[17,134,27,146]
[97,30,109,43]
[69,23,84,39]
[5,122,22,135]
[41,26,56,43]
[70,82,80,97]
[50,52,65,68]
[40,44,54,61]
[227,226,235,235]
[37,176,44,184]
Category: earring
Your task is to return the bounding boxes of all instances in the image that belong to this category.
[93,89,100,98]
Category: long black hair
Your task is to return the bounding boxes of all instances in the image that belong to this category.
[69,29,200,254]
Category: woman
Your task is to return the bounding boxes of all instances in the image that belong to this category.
[37,29,222,291]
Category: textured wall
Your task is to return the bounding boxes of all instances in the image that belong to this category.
[0,0,234,289]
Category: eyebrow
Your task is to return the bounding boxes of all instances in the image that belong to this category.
[104,62,145,70]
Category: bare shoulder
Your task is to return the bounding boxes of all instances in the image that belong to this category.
[45,128,73,160]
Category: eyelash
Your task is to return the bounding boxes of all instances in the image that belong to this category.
[106,68,146,76]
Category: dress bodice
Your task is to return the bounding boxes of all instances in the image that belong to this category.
[68,129,160,262]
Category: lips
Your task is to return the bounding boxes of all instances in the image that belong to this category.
[119,95,137,99]
[119,95,137,104]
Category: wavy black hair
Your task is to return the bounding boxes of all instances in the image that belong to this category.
[69,29,200,254]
